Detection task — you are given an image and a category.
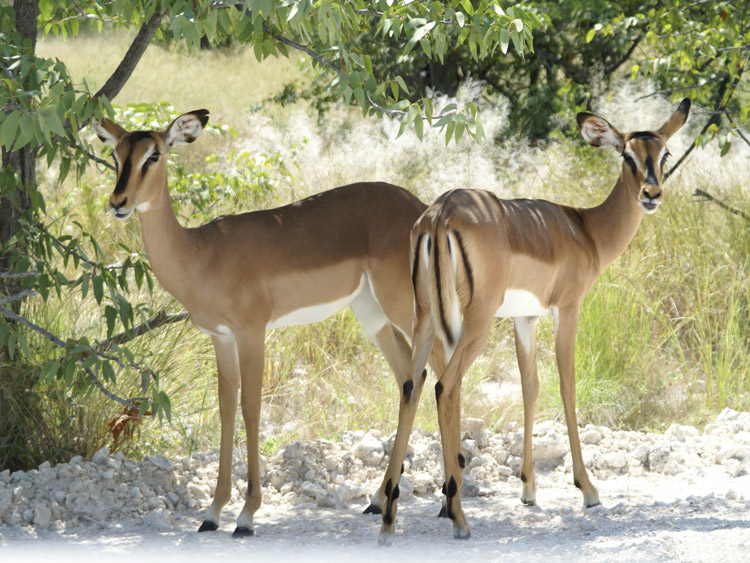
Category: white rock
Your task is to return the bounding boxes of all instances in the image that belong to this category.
[666,424,699,441]
[462,418,489,447]
[33,503,52,528]
[0,487,12,519]
[398,475,414,499]
[143,508,174,529]
[92,446,110,465]
[336,480,364,503]
[315,491,337,507]
[603,451,628,472]
[187,483,210,500]
[534,433,568,465]
[581,428,603,445]
[353,433,384,466]
[299,481,323,498]
[632,443,651,464]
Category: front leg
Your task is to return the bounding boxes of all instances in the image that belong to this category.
[199,336,240,532]
[234,328,266,538]
[554,308,599,508]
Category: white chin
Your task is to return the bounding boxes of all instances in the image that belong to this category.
[641,202,659,214]
[110,208,134,220]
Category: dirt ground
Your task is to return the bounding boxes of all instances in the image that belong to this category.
[2,410,750,562]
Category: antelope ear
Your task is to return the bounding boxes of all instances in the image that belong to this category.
[577,112,625,153]
[92,119,127,147]
[657,98,691,140]
[164,109,209,148]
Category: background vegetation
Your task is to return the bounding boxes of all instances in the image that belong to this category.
[1,1,748,471]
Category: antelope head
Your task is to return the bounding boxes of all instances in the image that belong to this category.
[92,110,209,219]
[577,98,691,214]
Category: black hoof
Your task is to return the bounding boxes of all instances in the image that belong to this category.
[437,506,448,518]
[198,520,218,533]
[363,504,383,515]
[232,526,255,538]
[521,498,536,506]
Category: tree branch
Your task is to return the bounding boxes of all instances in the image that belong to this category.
[0,289,36,305]
[93,9,166,101]
[694,189,750,223]
[96,309,189,351]
[0,271,41,279]
[604,35,644,75]
[635,73,729,101]
[665,61,744,180]
[0,304,142,410]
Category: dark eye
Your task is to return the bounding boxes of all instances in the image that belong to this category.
[148,152,160,163]
[661,151,670,167]
[622,152,637,174]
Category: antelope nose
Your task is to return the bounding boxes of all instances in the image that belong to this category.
[110,197,128,210]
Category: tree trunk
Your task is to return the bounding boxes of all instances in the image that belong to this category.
[0,0,40,472]
[1,0,38,279]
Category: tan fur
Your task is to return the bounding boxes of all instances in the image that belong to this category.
[377,99,691,541]
[93,111,445,536]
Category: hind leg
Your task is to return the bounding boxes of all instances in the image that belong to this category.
[435,310,495,539]
[514,316,540,506]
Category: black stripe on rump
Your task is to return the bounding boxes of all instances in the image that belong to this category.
[434,230,452,346]
[452,230,474,304]
[411,232,424,291]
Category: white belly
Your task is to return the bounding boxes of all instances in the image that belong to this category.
[495,289,551,318]
[266,275,366,330]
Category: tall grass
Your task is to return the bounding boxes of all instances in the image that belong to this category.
[19,31,750,465]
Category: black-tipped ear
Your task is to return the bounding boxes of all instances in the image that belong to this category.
[657,99,690,140]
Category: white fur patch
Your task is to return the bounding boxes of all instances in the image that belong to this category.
[514,316,538,354]
[349,274,389,338]
[266,275,367,330]
[496,290,550,318]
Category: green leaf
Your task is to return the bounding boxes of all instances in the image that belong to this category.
[102,360,116,383]
[586,29,596,43]
[499,28,510,54]
[511,29,523,54]
[2,111,21,151]
[40,360,61,383]
[93,275,104,304]
[105,305,118,337]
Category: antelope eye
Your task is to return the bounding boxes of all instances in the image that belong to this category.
[147,152,160,163]
[622,153,634,164]
[661,151,670,167]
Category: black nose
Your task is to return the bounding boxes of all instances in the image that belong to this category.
[111,197,128,210]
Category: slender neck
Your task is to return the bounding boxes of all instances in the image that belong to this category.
[581,172,645,271]
[136,180,193,299]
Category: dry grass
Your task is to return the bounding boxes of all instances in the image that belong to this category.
[26,32,750,461]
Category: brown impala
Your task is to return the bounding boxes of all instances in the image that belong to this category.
[375,99,691,543]
[93,111,447,537]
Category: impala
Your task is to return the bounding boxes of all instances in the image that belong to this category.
[375,99,691,543]
[92,110,444,537]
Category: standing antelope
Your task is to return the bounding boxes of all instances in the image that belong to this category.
[376,99,691,543]
[92,110,444,537]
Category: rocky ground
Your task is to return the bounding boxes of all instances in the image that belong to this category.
[2,409,750,561]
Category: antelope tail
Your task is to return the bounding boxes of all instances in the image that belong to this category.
[410,227,472,391]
